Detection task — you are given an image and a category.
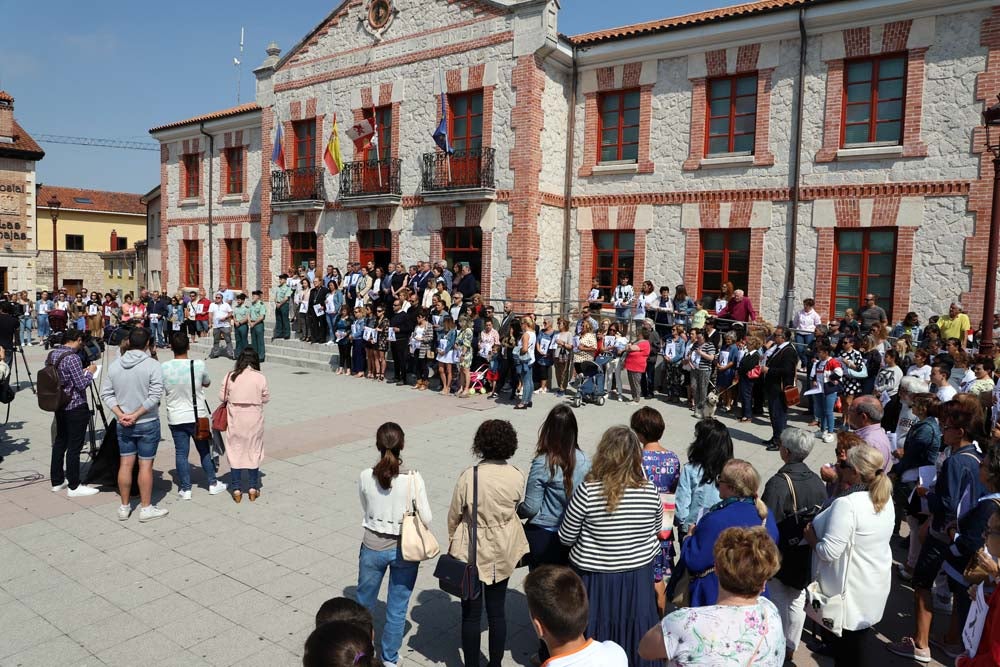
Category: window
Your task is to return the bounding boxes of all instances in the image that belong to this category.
[598,90,640,163]
[115,237,128,251]
[448,92,483,154]
[225,147,244,194]
[358,229,391,271]
[363,106,393,161]
[293,119,316,169]
[833,228,896,319]
[65,234,84,251]
[843,54,905,146]
[182,240,200,287]
[288,232,317,269]
[706,75,757,155]
[442,227,483,282]
[183,154,200,198]
[224,239,243,288]
[699,231,750,303]
[73,197,92,204]
[593,231,634,296]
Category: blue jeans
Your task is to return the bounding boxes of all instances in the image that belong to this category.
[794,333,814,370]
[37,313,50,339]
[117,419,161,460]
[812,391,838,434]
[356,544,419,665]
[169,423,216,491]
[519,362,534,404]
[325,314,335,341]
[153,319,167,347]
[230,468,260,492]
[19,316,32,345]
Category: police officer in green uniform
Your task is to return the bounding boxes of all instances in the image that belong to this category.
[273,274,293,340]
[233,293,250,356]
[249,290,267,362]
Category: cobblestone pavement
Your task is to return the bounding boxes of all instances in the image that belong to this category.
[0,344,950,666]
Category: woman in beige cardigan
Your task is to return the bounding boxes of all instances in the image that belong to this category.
[447,419,529,667]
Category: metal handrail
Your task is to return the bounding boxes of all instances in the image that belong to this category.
[340,158,402,197]
[271,167,325,202]
[421,147,496,191]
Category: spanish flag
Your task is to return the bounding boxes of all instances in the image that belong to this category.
[323,114,344,175]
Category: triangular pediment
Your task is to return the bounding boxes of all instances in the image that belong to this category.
[276,0,514,72]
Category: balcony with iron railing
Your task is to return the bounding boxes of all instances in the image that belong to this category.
[270,166,326,210]
[338,158,402,208]
[420,147,496,202]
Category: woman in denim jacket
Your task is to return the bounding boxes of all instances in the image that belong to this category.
[517,404,590,661]
[674,418,733,536]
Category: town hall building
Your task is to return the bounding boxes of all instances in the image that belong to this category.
[150,0,1000,326]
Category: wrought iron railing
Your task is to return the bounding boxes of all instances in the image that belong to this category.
[339,158,402,198]
[421,147,496,192]
[270,166,325,203]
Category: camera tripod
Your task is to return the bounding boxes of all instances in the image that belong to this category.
[9,345,35,394]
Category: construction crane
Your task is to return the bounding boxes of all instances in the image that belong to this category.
[34,134,159,152]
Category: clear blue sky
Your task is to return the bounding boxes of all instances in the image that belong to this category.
[3,0,731,194]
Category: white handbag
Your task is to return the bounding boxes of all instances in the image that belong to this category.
[804,526,854,637]
[400,473,440,562]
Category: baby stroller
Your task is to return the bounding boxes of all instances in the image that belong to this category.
[44,309,68,349]
[468,364,489,394]
[571,358,607,407]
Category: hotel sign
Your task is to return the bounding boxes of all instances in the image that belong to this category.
[0,175,30,247]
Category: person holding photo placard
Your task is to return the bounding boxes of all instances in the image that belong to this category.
[533,317,555,395]
[373,305,390,382]
[208,293,235,360]
[437,316,458,395]
[308,277,328,345]
[350,306,368,378]
[195,288,211,338]
[612,273,634,331]
[333,305,353,376]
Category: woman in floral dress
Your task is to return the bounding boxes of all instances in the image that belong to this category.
[455,315,474,396]
[837,335,864,417]
[632,406,682,615]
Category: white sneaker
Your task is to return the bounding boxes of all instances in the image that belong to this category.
[208,481,228,495]
[138,505,169,522]
[67,485,99,497]
[822,432,835,443]
[177,490,192,500]
[51,481,69,493]
[118,504,132,521]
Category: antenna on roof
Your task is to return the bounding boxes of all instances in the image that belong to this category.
[234,26,245,104]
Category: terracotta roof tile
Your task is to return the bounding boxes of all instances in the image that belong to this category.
[149,102,261,134]
[0,119,45,161]
[37,186,146,216]
[0,90,13,103]
[568,0,814,46]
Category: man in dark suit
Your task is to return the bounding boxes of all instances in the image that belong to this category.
[760,326,799,451]
[307,278,328,344]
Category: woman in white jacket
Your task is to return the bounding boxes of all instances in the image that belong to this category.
[356,422,432,667]
[804,444,894,667]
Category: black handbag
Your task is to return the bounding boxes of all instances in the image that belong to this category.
[434,466,481,600]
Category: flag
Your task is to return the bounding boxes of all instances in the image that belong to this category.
[369,107,380,161]
[432,91,453,154]
[271,121,286,170]
[323,114,344,175]
[346,118,375,152]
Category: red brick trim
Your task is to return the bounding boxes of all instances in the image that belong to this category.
[817,22,926,162]
[813,228,835,320]
[964,7,1000,322]
[736,44,761,73]
[166,214,261,226]
[160,144,169,291]
[753,69,775,166]
[275,32,512,93]
[573,188,791,208]
[683,78,708,171]
[578,93,599,177]
[507,55,545,306]
[706,50,727,77]
[800,181,969,200]
[260,108,274,298]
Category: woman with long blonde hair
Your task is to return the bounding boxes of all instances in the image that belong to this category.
[558,425,662,667]
[806,444,893,665]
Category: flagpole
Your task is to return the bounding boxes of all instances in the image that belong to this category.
[373,104,383,190]
[440,69,452,185]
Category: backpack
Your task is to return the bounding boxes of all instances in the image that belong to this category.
[774,473,822,589]
[37,350,75,412]
[0,367,14,404]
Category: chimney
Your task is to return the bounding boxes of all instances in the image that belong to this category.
[110,229,118,252]
[0,91,13,143]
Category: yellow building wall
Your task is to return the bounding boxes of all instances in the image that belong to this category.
[35,209,146,252]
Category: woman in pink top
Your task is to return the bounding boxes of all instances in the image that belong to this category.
[624,328,651,404]
[220,347,270,502]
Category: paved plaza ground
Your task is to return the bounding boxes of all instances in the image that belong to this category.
[0,344,954,666]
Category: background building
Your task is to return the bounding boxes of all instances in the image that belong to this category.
[138,185,162,292]
[0,90,43,294]
[35,185,147,295]
[151,0,1000,326]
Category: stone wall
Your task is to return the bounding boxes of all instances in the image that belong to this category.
[35,251,109,294]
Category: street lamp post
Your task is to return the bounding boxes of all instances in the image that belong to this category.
[47,195,61,293]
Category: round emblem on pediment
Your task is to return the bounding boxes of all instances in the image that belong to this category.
[368,0,393,31]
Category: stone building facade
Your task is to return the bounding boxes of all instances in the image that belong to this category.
[0,90,43,294]
[151,0,1000,326]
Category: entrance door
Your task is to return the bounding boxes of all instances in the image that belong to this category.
[288,232,317,270]
[62,279,84,296]
[358,229,391,272]
[442,227,482,286]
